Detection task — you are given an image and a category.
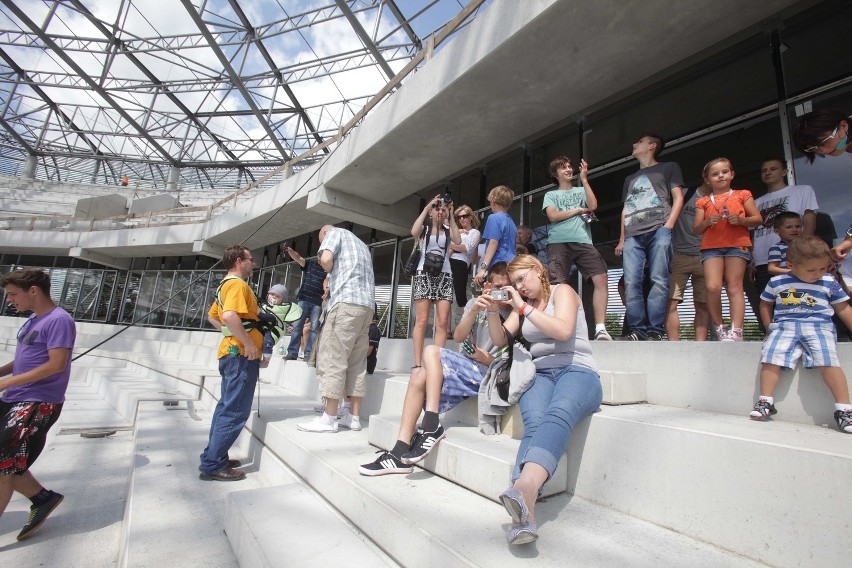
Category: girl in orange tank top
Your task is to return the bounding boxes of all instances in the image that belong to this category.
[694,158,762,341]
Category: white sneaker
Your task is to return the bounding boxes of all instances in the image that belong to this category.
[297,414,338,433]
[337,405,352,419]
[594,329,612,341]
[714,324,730,341]
[338,412,361,431]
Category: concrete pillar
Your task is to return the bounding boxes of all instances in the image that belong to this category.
[21,155,36,179]
[166,166,180,191]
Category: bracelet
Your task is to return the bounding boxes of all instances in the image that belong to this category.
[486,309,500,314]
[518,305,528,316]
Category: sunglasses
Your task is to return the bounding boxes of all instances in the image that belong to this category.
[804,125,839,154]
[457,213,471,219]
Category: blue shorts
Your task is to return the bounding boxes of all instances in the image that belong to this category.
[700,247,751,262]
[761,321,839,369]
[437,348,488,414]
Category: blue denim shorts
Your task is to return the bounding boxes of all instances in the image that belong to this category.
[700,247,751,262]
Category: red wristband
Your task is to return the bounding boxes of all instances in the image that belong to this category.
[518,305,527,316]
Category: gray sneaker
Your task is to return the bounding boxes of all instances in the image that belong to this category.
[338,411,361,431]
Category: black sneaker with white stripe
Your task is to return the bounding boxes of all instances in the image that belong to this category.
[359,450,413,476]
[401,425,445,465]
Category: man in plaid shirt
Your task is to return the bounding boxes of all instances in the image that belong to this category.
[298,226,375,433]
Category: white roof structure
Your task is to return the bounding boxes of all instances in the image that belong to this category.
[0,0,489,191]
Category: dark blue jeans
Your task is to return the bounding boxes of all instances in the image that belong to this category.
[287,300,323,358]
[199,354,259,475]
[623,227,672,335]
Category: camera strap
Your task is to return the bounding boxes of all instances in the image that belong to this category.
[422,222,450,258]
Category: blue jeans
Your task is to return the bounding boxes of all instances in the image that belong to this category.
[199,354,259,475]
[512,365,602,482]
[623,227,672,335]
[287,301,323,358]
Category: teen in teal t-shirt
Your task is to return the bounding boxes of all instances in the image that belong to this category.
[542,187,593,244]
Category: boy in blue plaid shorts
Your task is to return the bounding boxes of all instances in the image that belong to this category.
[750,236,852,433]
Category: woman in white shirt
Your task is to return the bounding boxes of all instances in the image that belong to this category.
[448,204,481,307]
[410,195,461,368]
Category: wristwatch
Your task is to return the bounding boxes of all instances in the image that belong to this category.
[479,262,488,270]
[846,225,852,239]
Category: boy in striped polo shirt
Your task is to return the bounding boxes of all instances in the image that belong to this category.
[751,236,852,433]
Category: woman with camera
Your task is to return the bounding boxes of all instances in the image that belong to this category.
[484,254,602,545]
[448,204,481,307]
[410,195,461,368]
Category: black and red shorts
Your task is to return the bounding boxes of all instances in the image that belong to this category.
[0,400,63,475]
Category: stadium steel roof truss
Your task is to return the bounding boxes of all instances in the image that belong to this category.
[0,0,488,191]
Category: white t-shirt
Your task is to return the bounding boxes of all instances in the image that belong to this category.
[417,224,452,274]
[752,184,818,266]
[450,228,481,266]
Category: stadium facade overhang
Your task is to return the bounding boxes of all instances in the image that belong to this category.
[2,0,803,266]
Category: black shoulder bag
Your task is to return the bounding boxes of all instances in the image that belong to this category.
[402,226,427,277]
[421,224,450,276]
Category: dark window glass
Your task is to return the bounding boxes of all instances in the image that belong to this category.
[781,2,852,97]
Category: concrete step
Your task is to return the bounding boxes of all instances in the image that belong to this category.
[224,484,396,568]
[569,404,852,568]
[86,361,196,423]
[592,341,852,426]
[0,369,135,564]
[366,414,569,499]
[231,385,764,568]
[119,399,270,568]
[366,399,851,567]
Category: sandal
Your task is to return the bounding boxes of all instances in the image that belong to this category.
[507,519,538,545]
[498,487,529,525]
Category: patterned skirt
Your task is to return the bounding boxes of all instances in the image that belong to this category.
[412,270,453,302]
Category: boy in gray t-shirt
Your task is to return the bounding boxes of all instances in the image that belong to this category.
[667,183,710,340]
[615,133,684,340]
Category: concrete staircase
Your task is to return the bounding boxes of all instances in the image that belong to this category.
[1,315,849,567]
[254,350,851,568]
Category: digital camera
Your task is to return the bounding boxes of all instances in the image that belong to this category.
[490,289,509,301]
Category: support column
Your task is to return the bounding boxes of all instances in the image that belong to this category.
[21,155,36,179]
[166,166,180,191]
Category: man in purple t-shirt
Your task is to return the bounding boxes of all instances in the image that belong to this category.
[0,268,76,541]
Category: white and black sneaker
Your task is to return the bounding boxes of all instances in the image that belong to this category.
[401,425,445,465]
[594,329,613,341]
[835,409,852,433]
[359,450,413,476]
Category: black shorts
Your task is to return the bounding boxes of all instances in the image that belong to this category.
[0,400,63,475]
